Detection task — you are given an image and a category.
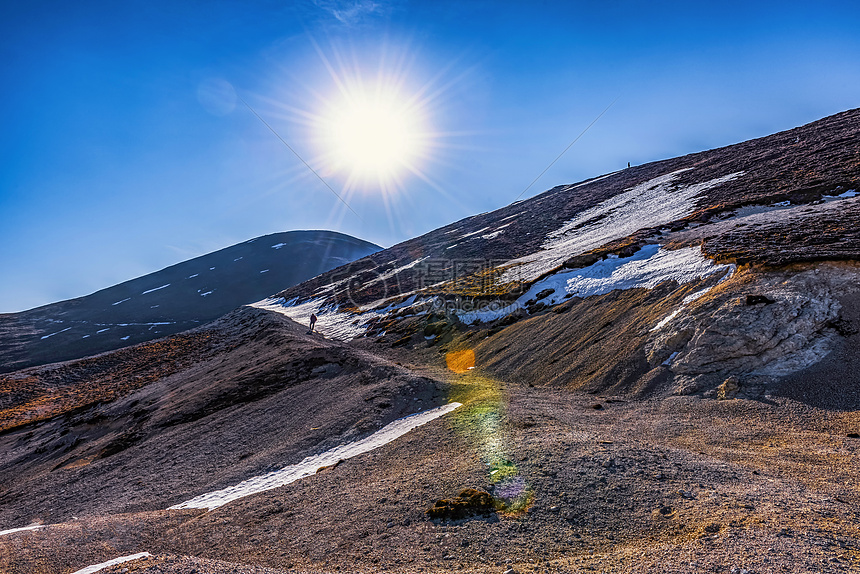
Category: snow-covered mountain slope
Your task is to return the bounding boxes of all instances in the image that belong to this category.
[0,230,380,373]
[261,108,860,398]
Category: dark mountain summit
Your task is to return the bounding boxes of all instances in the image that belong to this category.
[0,230,380,373]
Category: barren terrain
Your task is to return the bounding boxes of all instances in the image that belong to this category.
[3,109,860,573]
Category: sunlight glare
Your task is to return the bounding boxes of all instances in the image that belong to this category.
[320,79,430,187]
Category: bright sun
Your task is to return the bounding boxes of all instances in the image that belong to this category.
[321,86,429,186]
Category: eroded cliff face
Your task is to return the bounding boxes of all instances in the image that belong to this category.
[647,264,860,396]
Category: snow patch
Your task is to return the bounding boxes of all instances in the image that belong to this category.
[251,297,369,340]
[651,308,683,333]
[111,298,131,306]
[481,223,512,240]
[458,227,491,240]
[518,245,733,306]
[271,243,288,249]
[260,269,269,273]
[499,170,744,283]
[120,336,130,341]
[70,553,151,574]
[824,189,858,200]
[170,403,461,510]
[252,294,423,341]
[0,524,44,536]
[141,284,170,295]
[200,291,214,297]
[650,262,737,333]
[187,273,199,278]
[457,246,733,326]
[40,327,71,340]
[456,302,521,326]
[96,328,110,334]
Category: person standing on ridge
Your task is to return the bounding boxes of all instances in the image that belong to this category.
[309,313,318,333]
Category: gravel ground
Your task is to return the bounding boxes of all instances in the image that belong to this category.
[2,366,858,573]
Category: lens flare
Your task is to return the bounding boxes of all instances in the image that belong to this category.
[447,365,534,514]
[445,349,476,373]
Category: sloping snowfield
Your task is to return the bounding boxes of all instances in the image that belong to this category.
[499,170,744,283]
[170,402,462,511]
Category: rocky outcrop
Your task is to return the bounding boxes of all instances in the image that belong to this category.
[426,488,496,519]
[647,264,860,395]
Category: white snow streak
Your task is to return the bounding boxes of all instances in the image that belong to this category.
[40,327,71,340]
[649,260,737,333]
[0,524,44,536]
[651,308,683,333]
[141,284,170,295]
[170,403,461,511]
[365,257,429,287]
[457,227,491,240]
[70,552,151,574]
[111,298,131,306]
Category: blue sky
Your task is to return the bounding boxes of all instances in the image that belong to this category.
[2,0,859,312]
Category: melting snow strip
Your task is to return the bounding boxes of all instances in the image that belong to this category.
[70,552,151,574]
[650,261,737,333]
[170,402,462,511]
[40,327,71,340]
[111,298,131,306]
[456,245,734,326]
[0,524,44,536]
[141,284,170,295]
[517,245,733,306]
[498,170,744,284]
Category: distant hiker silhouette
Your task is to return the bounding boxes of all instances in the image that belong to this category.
[627,162,631,168]
[309,313,318,333]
